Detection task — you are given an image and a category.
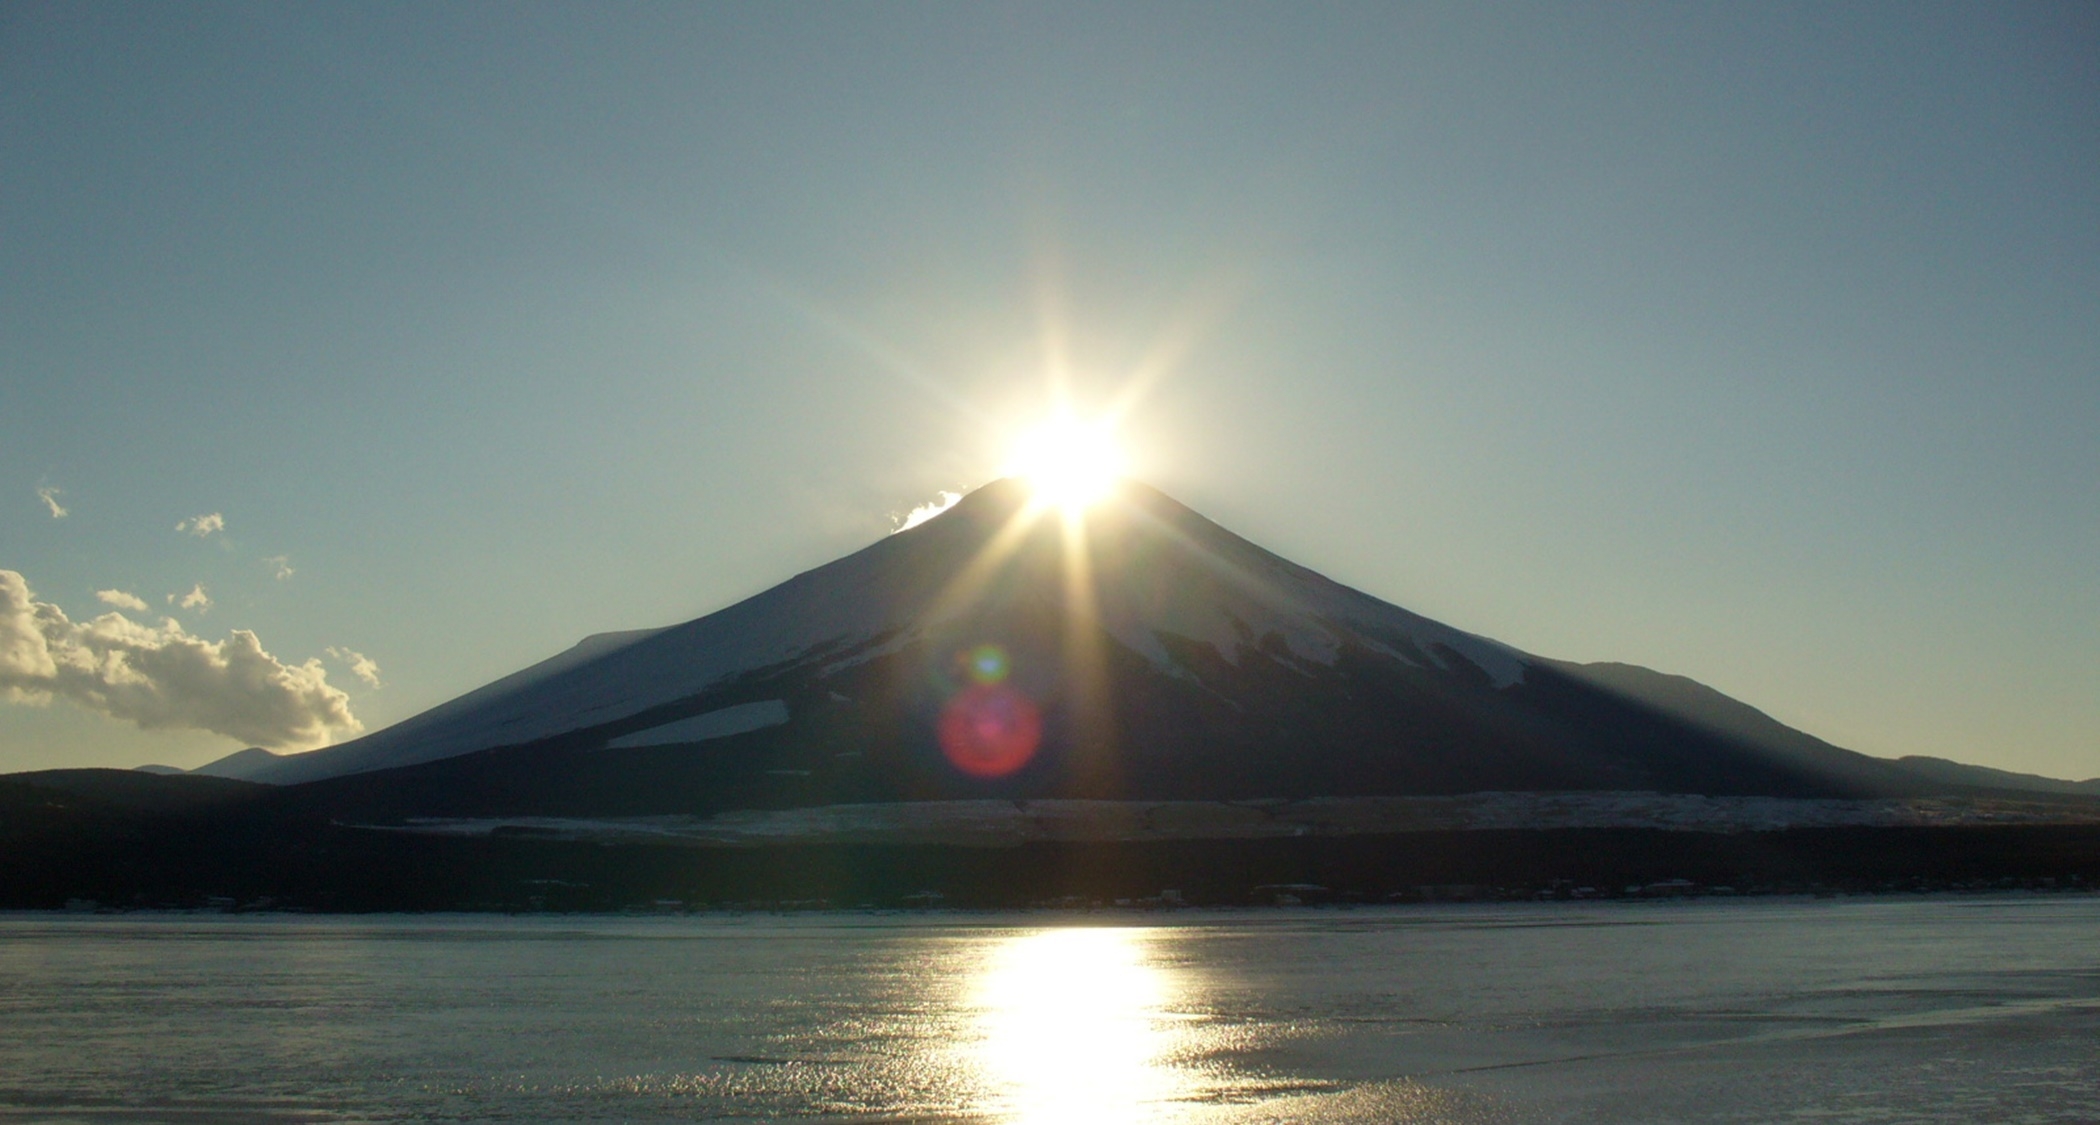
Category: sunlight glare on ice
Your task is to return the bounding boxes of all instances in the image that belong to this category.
[967,928,1191,1123]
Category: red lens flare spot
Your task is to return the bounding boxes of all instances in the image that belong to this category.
[938,683,1043,778]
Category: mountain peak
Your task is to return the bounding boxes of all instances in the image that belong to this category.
[230,481,1930,804]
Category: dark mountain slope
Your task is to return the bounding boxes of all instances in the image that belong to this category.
[199,479,2030,821]
[1546,662,1920,794]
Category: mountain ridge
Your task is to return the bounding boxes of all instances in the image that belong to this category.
[166,478,2070,812]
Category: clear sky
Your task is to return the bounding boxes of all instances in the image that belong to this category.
[3,3,2095,779]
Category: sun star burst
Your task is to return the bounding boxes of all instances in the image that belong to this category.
[1007,414,1125,514]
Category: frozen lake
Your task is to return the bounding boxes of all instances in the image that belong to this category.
[2,897,2096,1122]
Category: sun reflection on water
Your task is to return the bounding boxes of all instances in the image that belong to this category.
[967,928,1192,1123]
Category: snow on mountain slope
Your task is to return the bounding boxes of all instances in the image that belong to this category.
[220,479,1540,785]
[1079,487,1528,686]
[606,700,790,748]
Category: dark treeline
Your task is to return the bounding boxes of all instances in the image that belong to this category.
[7,796,2098,912]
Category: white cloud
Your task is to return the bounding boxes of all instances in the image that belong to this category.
[894,490,962,533]
[171,584,212,612]
[0,569,362,750]
[326,646,383,688]
[263,555,294,581]
[37,486,67,519]
[96,589,150,612]
[175,513,225,538]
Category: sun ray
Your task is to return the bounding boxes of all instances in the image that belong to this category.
[1055,503,1122,795]
[909,478,1130,793]
[1117,494,1327,621]
[1101,268,1255,430]
[758,276,993,425]
[919,492,1056,628]
[901,255,1249,790]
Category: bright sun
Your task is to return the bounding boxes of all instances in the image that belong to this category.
[1007,414,1126,512]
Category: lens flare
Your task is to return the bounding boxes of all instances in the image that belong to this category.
[939,683,1042,778]
[964,644,1011,685]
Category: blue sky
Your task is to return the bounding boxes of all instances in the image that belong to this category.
[3,2,2095,778]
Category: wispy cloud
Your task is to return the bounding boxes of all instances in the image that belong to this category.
[326,646,382,688]
[36,486,67,519]
[0,569,361,750]
[95,589,149,612]
[171,584,211,612]
[263,555,294,581]
[175,513,225,538]
[894,490,962,533]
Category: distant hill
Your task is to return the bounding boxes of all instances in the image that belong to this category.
[190,747,285,782]
[1893,756,2100,797]
[1548,662,2097,799]
[10,769,268,812]
[1544,661,1913,793]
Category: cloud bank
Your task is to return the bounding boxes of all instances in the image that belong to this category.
[0,569,361,750]
[175,513,225,538]
[36,487,67,519]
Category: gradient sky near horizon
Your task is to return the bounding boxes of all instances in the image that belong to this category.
[3,3,2095,779]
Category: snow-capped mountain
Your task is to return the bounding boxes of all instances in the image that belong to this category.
[204,479,1918,805]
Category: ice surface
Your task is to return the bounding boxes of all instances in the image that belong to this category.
[3,900,2097,1123]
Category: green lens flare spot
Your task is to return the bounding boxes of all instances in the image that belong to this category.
[965,644,1011,685]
